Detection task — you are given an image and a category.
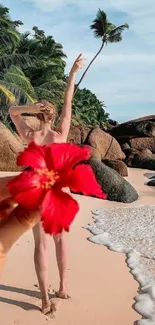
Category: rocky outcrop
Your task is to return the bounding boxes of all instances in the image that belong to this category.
[85,159,138,203]
[67,125,81,144]
[103,159,128,177]
[110,120,155,139]
[124,148,155,170]
[130,115,155,123]
[129,137,155,153]
[86,127,125,161]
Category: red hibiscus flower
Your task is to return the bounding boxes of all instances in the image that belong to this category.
[7,142,107,234]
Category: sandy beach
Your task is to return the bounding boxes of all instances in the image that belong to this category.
[0,168,154,325]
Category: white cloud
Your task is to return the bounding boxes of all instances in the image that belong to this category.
[24,0,155,15]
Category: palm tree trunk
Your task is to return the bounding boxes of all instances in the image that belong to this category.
[74,42,104,95]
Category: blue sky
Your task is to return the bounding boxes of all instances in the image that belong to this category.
[1,0,155,122]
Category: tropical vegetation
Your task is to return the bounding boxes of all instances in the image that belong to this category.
[0,5,128,128]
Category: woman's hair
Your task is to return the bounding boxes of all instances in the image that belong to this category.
[35,100,57,124]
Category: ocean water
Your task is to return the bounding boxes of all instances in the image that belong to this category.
[86,205,155,325]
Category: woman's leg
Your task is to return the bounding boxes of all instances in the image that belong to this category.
[53,233,68,298]
[33,223,50,314]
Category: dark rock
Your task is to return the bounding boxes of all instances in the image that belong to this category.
[129,137,155,153]
[86,159,138,203]
[120,142,131,151]
[110,121,155,139]
[108,119,118,126]
[131,115,155,123]
[125,148,155,170]
[103,159,128,177]
[147,179,155,186]
[124,148,152,159]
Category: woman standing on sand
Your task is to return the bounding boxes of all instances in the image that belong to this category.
[2,54,84,314]
[0,53,107,315]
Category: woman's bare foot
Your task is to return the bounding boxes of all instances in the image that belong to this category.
[56,291,70,299]
[55,285,70,299]
[41,298,51,315]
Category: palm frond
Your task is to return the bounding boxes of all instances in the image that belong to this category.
[0,66,36,104]
[6,28,20,41]
[35,84,64,105]
[108,33,122,43]
[108,23,129,36]
[1,80,35,104]
[0,53,37,70]
[3,65,35,97]
[90,9,107,39]
[40,78,66,90]
[0,16,13,27]
[0,84,15,103]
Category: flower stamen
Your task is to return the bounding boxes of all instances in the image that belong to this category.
[35,168,59,189]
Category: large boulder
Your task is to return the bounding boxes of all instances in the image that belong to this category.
[67,124,91,145]
[108,119,118,126]
[86,159,138,203]
[14,132,25,145]
[120,141,130,151]
[147,176,155,186]
[67,125,81,144]
[129,137,155,153]
[110,120,155,139]
[78,124,91,144]
[131,115,155,123]
[103,159,128,177]
[0,122,24,171]
[86,127,125,161]
[124,148,155,170]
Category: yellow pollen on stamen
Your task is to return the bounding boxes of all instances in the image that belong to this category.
[35,168,59,189]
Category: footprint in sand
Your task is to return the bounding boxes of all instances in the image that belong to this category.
[48,298,62,319]
[34,294,62,318]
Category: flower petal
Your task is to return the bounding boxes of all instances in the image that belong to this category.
[7,171,45,209]
[66,164,107,200]
[17,142,47,169]
[41,189,79,235]
[45,143,91,171]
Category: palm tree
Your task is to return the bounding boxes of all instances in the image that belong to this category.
[16,28,66,87]
[0,6,37,72]
[0,5,21,51]
[74,9,129,94]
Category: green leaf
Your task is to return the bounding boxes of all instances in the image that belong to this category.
[0,83,15,103]
[0,54,37,70]
[90,9,107,39]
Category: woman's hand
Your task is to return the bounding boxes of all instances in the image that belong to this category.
[9,103,45,116]
[70,54,84,74]
[31,102,45,114]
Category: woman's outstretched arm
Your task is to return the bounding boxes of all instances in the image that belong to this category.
[56,54,84,139]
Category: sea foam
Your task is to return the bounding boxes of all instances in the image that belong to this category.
[86,205,155,324]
